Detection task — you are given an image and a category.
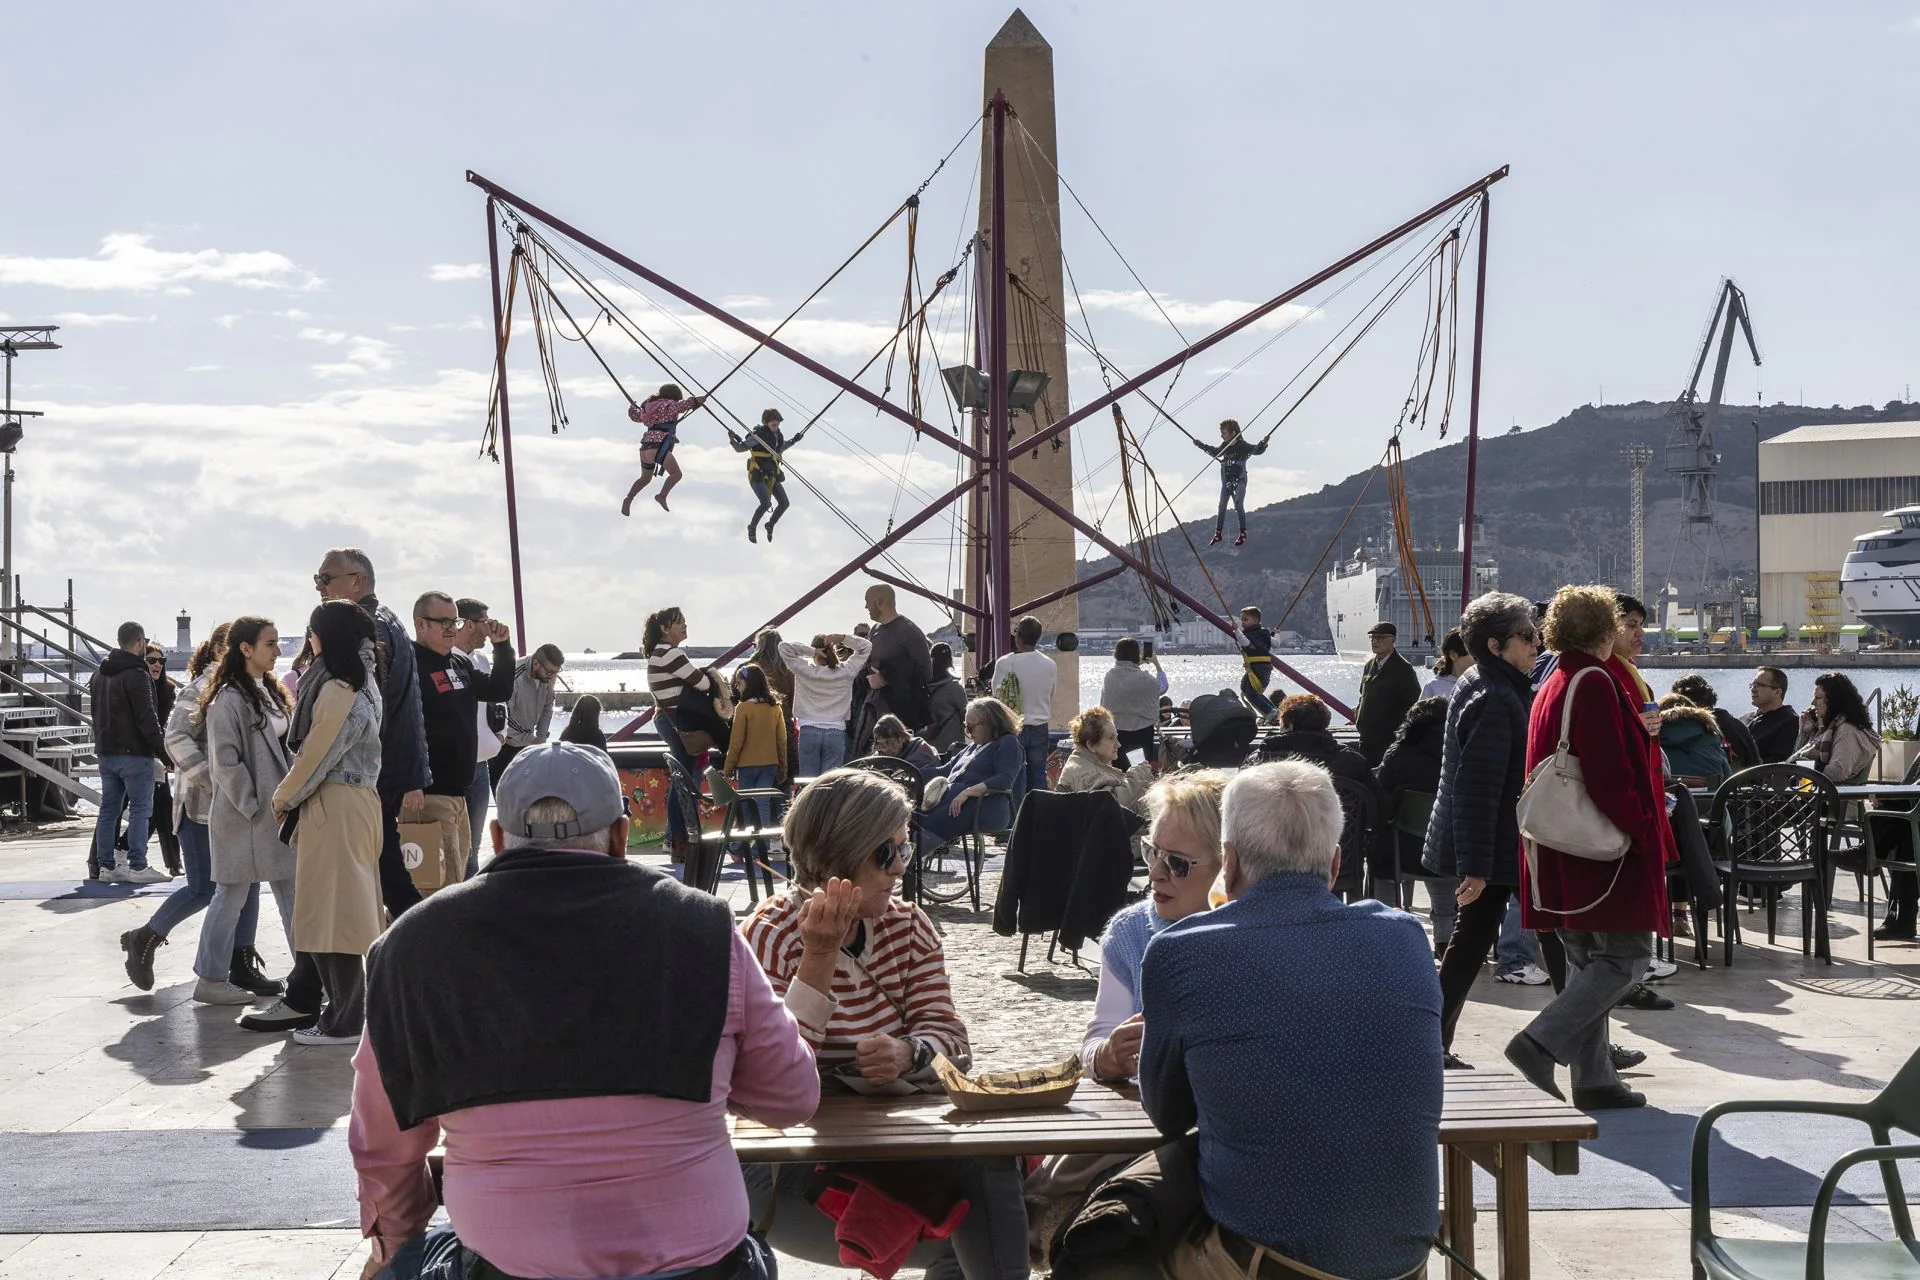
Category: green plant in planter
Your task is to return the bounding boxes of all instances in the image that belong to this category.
[1879,685,1920,741]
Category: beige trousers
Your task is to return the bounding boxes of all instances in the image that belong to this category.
[1162,1222,1418,1280]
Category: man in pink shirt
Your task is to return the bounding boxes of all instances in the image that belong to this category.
[350,742,818,1279]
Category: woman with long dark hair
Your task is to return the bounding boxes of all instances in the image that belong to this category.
[196,617,295,1008]
[270,600,386,1045]
[558,694,610,756]
[1793,672,1880,783]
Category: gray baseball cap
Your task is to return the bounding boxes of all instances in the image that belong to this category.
[494,742,625,840]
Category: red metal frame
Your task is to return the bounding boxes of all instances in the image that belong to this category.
[472,127,1508,727]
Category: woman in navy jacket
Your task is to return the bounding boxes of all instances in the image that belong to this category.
[917,697,1024,852]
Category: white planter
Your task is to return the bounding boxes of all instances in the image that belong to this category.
[1876,738,1920,782]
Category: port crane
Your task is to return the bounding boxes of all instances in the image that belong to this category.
[1663,278,1760,621]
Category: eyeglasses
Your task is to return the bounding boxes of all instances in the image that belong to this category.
[313,570,358,587]
[1148,845,1210,880]
[419,614,459,630]
[874,840,912,873]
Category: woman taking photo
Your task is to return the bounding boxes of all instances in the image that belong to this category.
[1422,592,1538,1068]
[1509,584,1669,1110]
[1099,637,1169,767]
[197,617,296,1009]
[778,631,872,778]
[271,600,386,1046]
[741,768,1027,1279]
[916,697,1023,855]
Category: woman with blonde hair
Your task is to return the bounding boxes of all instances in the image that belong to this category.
[741,768,1028,1278]
[1508,585,1668,1110]
[1054,705,1155,817]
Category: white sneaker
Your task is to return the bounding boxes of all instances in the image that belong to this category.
[1645,958,1679,981]
[122,866,170,885]
[192,977,258,1006]
[1496,964,1550,986]
[98,865,135,884]
[291,1026,360,1046]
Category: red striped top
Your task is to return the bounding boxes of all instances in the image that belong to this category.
[741,893,972,1071]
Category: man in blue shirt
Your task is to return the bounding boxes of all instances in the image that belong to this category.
[1141,760,1442,1280]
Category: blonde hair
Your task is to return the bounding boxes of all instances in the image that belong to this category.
[782,768,912,889]
[1069,705,1116,750]
[1542,584,1620,655]
[1143,769,1229,858]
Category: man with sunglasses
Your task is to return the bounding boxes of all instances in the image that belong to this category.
[494,643,567,784]
[315,548,430,917]
[1142,761,1441,1280]
[408,591,517,882]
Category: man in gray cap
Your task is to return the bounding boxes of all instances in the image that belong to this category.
[349,743,818,1280]
[1355,622,1422,766]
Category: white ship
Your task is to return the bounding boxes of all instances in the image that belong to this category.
[1840,505,1920,641]
[1326,521,1499,662]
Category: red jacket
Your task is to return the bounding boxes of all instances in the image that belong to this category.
[1519,650,1670,934]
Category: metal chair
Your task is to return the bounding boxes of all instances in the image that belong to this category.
[843,755,931,902]
[1330,775,1380,903]
[1691,1040,1920,1278]
[1705,764,1840,965]
[1385,788,1456,916]
[1833,751,1920,961]
[664,755,727,895]
[917,785,1015,911]
[704,767,787,904]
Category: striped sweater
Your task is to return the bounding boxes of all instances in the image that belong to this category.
[741,892,972,1071]
[647,644,709,715]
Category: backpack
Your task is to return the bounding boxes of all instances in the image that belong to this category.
[994,665,1024,719]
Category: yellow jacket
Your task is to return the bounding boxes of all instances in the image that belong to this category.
[725,700,789,780]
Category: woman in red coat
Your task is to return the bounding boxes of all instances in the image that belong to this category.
[1506,585,1669,1111]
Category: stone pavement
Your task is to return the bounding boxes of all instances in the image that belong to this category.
[1,822,1915,1278]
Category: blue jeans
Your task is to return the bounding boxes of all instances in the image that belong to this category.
[1496,894,1541,974]
[748,475,790,532]
[656,714,695,849]
[378,1224,775,1280]
[1241,665,1276,717]
[95,755,156,871]
[147,818,259,944]
[1013,722,1051,814]
[464,765,492,879]
[1215,472,1249,532]
[796,725,846,778]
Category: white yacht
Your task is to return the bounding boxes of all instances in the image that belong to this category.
[1326,521,1499,662]
[1840,505,1920,640]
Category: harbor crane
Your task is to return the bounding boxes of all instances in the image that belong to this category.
[1663,279,1760,620]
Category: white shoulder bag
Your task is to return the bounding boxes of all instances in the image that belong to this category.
[1517,665,1631,912]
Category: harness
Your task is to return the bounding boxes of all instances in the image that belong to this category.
[745,428,785,484]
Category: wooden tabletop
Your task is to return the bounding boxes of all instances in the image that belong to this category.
[730,1069,1594,1166]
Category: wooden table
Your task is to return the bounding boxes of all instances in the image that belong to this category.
[731,1069,1594,1280]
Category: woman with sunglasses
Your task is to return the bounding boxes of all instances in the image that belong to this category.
[1421,591,1540,1069]
[915,697,1023,856]
[741,768,1029,1279]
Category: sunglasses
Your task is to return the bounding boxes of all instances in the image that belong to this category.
[874,840,912,874]
[1507,629,1539,645]
[145,658,165,668]
[1148,845,1209,880]
[312,570,358,587]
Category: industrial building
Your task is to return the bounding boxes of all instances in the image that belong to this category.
[1758,421,1920,634]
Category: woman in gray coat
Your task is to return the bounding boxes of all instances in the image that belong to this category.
[195,617,295,1007]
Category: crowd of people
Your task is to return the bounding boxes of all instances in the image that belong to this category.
[97,548,566,1047]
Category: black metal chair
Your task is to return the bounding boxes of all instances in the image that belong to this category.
[844,755,931,901]
[1705,764,1840,965]
[704,767,788,904]
[1330,775,1380,903]
[1385,788,1456,917]
[915,784,1015,912]
[664,755,728,896]
[1832,750,1920,962]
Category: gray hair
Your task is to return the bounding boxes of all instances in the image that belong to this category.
[784,767,912,889]
[1219,760,1343,883]
[504,795,617,853]
[327,547,376,588]
[1459,591,1535,663]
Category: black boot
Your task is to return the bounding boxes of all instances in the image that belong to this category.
[230,947,287,998]
[120,925,165,991]
[1872,894,1916,941]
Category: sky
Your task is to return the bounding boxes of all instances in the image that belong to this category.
[6,2,1919,653]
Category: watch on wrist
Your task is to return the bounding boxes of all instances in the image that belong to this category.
[909,1036,934,1074]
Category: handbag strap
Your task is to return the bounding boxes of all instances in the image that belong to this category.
[1555,665,1607,756]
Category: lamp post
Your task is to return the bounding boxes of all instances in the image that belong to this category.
[0,327,62,665]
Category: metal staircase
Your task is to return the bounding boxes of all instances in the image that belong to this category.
[0,589,111,813]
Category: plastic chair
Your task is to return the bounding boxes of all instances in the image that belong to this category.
[1691,1041,1920,1278]
[1705,764,1840,965]
[705,767,787,904]
[1330,775,1380,903]
[664,755,726,895]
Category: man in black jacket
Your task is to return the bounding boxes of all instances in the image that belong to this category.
[314,548,430,916]
[410,591,517,881]
[88,621,171,884]
[1355,623,1423,766]
[1742,666,1799,764]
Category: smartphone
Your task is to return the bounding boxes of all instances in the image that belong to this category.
[1142,639,1155,659]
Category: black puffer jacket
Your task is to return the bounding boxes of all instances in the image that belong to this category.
[89,649,168,759]
[1422,656,1532,886]
[1374,698,1448,878]
[1256,727,1386,895]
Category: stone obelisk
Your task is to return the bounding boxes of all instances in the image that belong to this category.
[975,8,1078,724]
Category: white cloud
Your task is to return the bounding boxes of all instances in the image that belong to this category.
[0,233,322,292]
[299,327,398,378]
[213,314,242,330]
[1076,289,1317,333]
[721,294,773,309]
[185,364,222,373]
[276,308,311,321]
[50,311,156,326]
[428,263,487,282]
